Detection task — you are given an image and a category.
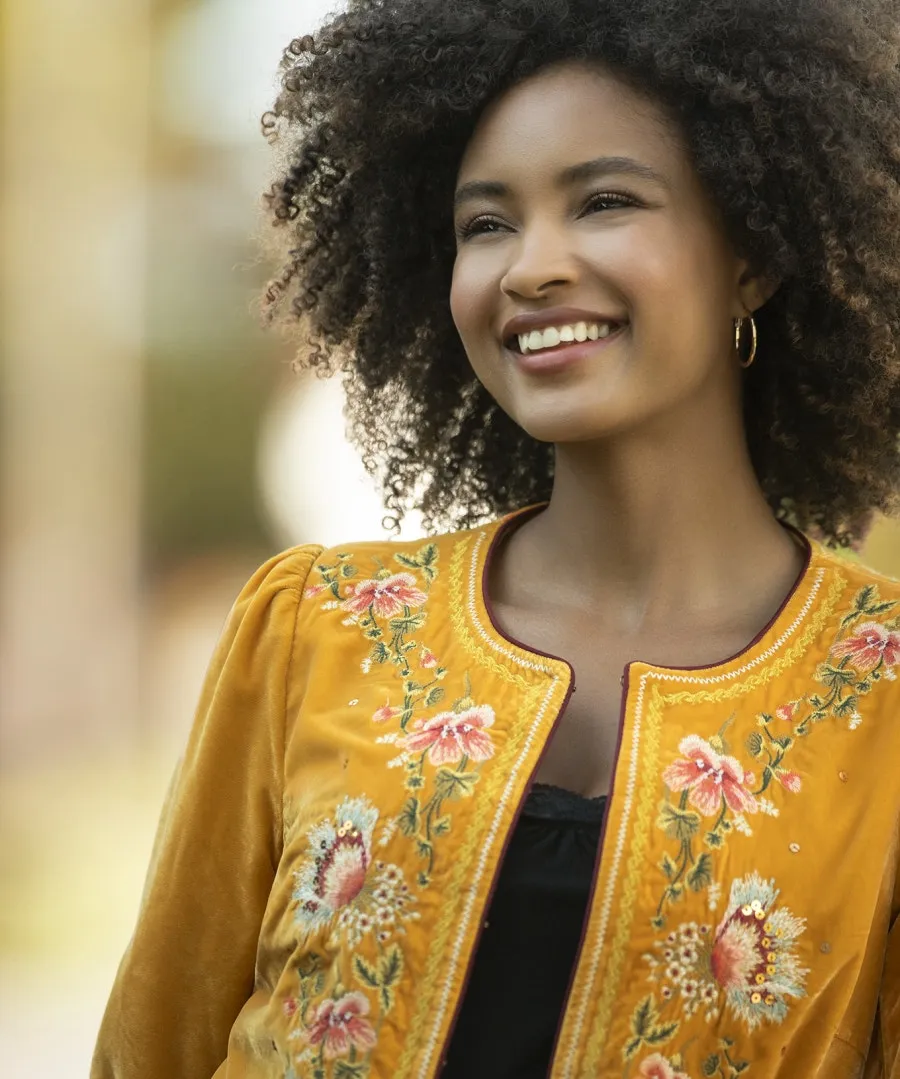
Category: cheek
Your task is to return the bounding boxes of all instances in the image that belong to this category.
[449,253,496,342]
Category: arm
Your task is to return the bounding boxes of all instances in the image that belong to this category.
[91,545,321,1079]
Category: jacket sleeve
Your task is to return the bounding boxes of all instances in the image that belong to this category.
[880,899,900,1077]
[91,545,321,1079]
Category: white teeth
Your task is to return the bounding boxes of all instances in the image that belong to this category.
[515,320,621,353]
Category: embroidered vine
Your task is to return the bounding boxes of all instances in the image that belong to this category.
[652,584,899,928]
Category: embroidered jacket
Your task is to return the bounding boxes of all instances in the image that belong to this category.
[93,506,900,1079]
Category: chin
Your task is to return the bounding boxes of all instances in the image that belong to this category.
[508,402,636,445]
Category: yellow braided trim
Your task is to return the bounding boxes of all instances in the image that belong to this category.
[395,680,551,1079]
[581,681,667,1075]
[578,569,845,1072]
[659,570,844,707]
[447,534,535,691]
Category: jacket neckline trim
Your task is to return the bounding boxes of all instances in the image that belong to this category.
[475,501,822,682]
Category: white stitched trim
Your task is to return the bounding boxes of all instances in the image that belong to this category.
[417,531,556,1077]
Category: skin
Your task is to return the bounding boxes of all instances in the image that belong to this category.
[449,60,804,797]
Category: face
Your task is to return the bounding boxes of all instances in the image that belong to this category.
[450,61,770,444]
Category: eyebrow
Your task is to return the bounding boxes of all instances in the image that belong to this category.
[453,155,669,211]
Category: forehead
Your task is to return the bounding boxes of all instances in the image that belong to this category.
[456,61,683,183]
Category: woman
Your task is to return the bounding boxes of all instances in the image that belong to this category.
[93,0,900,1076]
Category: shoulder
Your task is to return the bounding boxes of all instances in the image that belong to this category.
[810,539,900,603]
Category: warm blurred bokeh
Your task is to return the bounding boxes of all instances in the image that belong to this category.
[2,1,900,1074]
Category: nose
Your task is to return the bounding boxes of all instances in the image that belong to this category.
[499,223,579,299]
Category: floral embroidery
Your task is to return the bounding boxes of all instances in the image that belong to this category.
[663,735,757,816]
[303,991,377,1059]
[402,705,496,766]
[653,584,899,927]
[292,797,418,946]
[638,1053,689,1079]
[830,619,900,672]
[341,573,428,619]
[644,873,807,1032]
[284,947,405,1079]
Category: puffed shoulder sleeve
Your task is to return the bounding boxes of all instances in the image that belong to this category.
[91,544,322,1079]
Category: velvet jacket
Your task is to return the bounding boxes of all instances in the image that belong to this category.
[92,506,900,1079]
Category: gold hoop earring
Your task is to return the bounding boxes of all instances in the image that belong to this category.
[734,315,758,369]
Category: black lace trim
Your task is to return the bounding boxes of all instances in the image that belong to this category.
[522,782,607,825]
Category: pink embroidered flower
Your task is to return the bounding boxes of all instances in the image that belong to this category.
[775,701,799,722]
[663,735,758,816]
[776,769,802,793]
[403,705,496,766]
[305,991,377,1059]
[283,996,299,1018]
[303,584,325,598]
[420,647,439,668]
[638,1054,689,1079]
[372,702,401,724]
[831,621,900,672]
[341,573,427,618]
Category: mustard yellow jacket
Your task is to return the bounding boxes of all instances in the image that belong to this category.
[93,507,900,1079]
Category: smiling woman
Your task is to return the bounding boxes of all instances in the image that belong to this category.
[92,2,900,1078]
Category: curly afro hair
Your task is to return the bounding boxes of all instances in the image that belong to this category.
[259,0,900,546]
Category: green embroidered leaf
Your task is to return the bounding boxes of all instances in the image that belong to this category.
[393,552,421,570]
[834,694,859,717]
[623,1036,643,1060]
[418,543,438,566]
[378,944,403,987]
[772,735,793,749]
[371,642,390,663]
[854,585,877,612]
[417,871,430,886]
[334,1062,367,1079]
[364,627,384,641]
[758,712,774,724]
[398,797,419,836]
[434,768,478,799]
[704,830,724,849]
[314,972,326,995]
[746,731,763,757]
[733,1061,750,1073]
[390,613,427,633]
[645,1021,679,1045]
[651,915,665,930]
[867,600,895,615]
[416,839,433,860]
[425,686,445,707]
[687,852,713,892]
[340,563,357,578]
[657,802,701,841]
[432,815,451,836]
[721,1036,735,1047]
[353,955,380,990]
[820,665,856,689]
[630,996,657,1036]
[313,1068,326,1079]
[659,853,677,880]
[404,681,425,694]
[702,1055,720,1076]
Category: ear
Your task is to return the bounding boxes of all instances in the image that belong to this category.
[735,260,781,316]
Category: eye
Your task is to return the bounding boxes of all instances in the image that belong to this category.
[581,191,638,215]
[454,191,638,242]
[455,214,506,241]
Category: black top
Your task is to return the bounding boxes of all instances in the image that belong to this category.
[441,783,607,1078]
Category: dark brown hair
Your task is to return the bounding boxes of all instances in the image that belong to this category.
[260,0,900,546]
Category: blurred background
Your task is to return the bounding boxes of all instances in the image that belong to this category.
[2,1,900,1074]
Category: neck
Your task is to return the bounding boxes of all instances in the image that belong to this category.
[510,398,803,633]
